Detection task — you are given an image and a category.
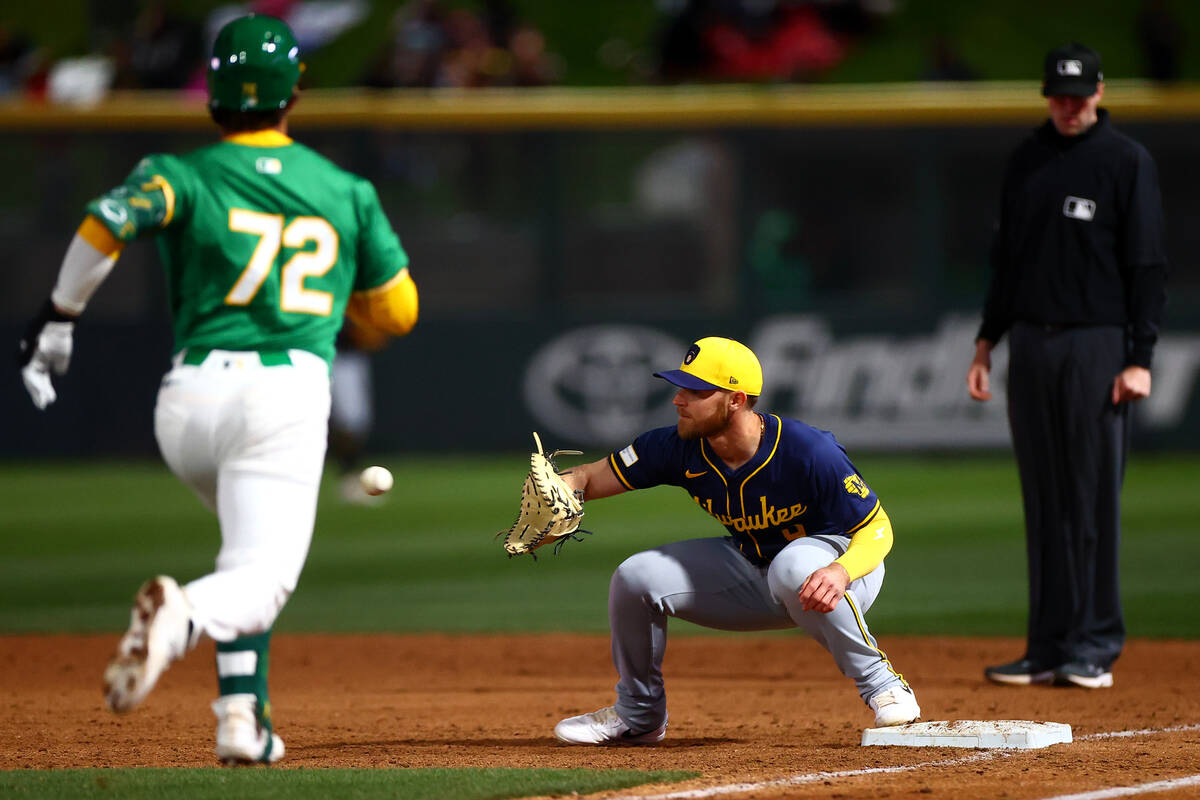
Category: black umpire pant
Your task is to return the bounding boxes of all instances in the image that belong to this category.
[1006,322,1130,670]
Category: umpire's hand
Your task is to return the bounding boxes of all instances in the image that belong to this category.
[966,339,994,401]
[17,299,76,410]
[1112,366,1151,405]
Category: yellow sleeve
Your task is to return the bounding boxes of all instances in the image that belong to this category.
[833,505,894,581]
[346,268,418,336]
[78,215,125,257]
[341,316,391,352]
[50,216,126,314]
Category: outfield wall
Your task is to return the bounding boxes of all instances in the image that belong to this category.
[2,85,1197,454]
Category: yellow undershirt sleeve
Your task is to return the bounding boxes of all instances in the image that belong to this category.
[834,505,894,581]
[346,268,418,336]
[78,215,125,257]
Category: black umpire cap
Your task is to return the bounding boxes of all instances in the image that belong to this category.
[1042,42,1103,97]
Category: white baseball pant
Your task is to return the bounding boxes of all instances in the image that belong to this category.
[153,348,330,643]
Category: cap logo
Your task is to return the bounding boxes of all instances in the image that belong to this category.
[1057,59,1083,76]
[683,344,700,365]
[729,377,739,385]
[242,82,258,107]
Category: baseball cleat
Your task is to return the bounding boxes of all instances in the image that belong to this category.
[554,706,667,745]
[868,685,921,727]
[984,658,1057,686]
[1053,662,1113,689]
[212,694,285,764]
[103,576,194,713]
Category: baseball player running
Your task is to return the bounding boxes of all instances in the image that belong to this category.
[16,14,417,764]
[552,337,919,744]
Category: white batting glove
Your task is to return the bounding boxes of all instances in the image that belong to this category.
[18,301,76,410]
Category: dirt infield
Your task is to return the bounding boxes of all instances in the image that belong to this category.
[3,633,1199,798]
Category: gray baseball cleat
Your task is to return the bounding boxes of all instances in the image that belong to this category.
[103,576,195,713]
[554,706,667,745]
[1053,661,1113,689]
[984,658,1056,686]
[868,685,921,727]
[212,694,285,764]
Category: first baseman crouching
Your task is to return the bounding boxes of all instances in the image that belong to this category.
[551,337,919,744]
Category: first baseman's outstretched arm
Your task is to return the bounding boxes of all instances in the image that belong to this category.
[562,458,629,502]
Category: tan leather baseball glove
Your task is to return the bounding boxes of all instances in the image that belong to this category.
[498,432,586,557]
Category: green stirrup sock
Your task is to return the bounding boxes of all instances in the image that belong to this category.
[215,630,275,760]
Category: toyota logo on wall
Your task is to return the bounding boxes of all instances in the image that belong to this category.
[523,325,687,446]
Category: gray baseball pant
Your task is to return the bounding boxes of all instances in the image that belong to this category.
[609,535,906,733]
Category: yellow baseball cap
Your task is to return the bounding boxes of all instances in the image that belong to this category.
[654,336,763,396]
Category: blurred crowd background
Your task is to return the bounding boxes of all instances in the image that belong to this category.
[1,0,1196,103]
[3,0,1200,459]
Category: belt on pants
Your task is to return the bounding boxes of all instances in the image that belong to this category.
[178,348,293,367]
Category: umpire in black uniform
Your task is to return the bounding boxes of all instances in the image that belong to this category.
[966,43,1167,689]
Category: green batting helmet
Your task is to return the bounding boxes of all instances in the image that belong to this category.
[207,14,301,111]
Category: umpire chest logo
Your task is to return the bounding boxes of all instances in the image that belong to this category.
[1063,196,1096,221]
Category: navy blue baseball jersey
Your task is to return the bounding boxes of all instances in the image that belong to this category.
[607,413,882,566]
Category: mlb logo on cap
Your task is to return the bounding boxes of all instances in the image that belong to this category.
[1057,59,1083,76]
[1042,42,1102,97]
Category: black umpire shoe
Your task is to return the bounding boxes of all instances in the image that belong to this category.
[1053,661,1114,689]
[984,658,1056,686]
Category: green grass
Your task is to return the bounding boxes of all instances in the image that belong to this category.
[0,454,1193,798]
[0,767,696,799]
[1,453,1197,638]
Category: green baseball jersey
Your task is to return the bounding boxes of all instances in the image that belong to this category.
[86,130,408,364]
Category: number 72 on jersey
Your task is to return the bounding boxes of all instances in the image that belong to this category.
[225,208,339,316]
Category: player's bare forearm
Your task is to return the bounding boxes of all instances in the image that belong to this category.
[563,458,627,502]
[798,563,851,613]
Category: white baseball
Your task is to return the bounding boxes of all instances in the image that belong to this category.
[359,465,394,496]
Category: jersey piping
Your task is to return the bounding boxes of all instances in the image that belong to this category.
[738,414,782,519]
[608,453,636,491]
[698,441,731,517]
[846,499,883,535]
[149,175,176,227]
